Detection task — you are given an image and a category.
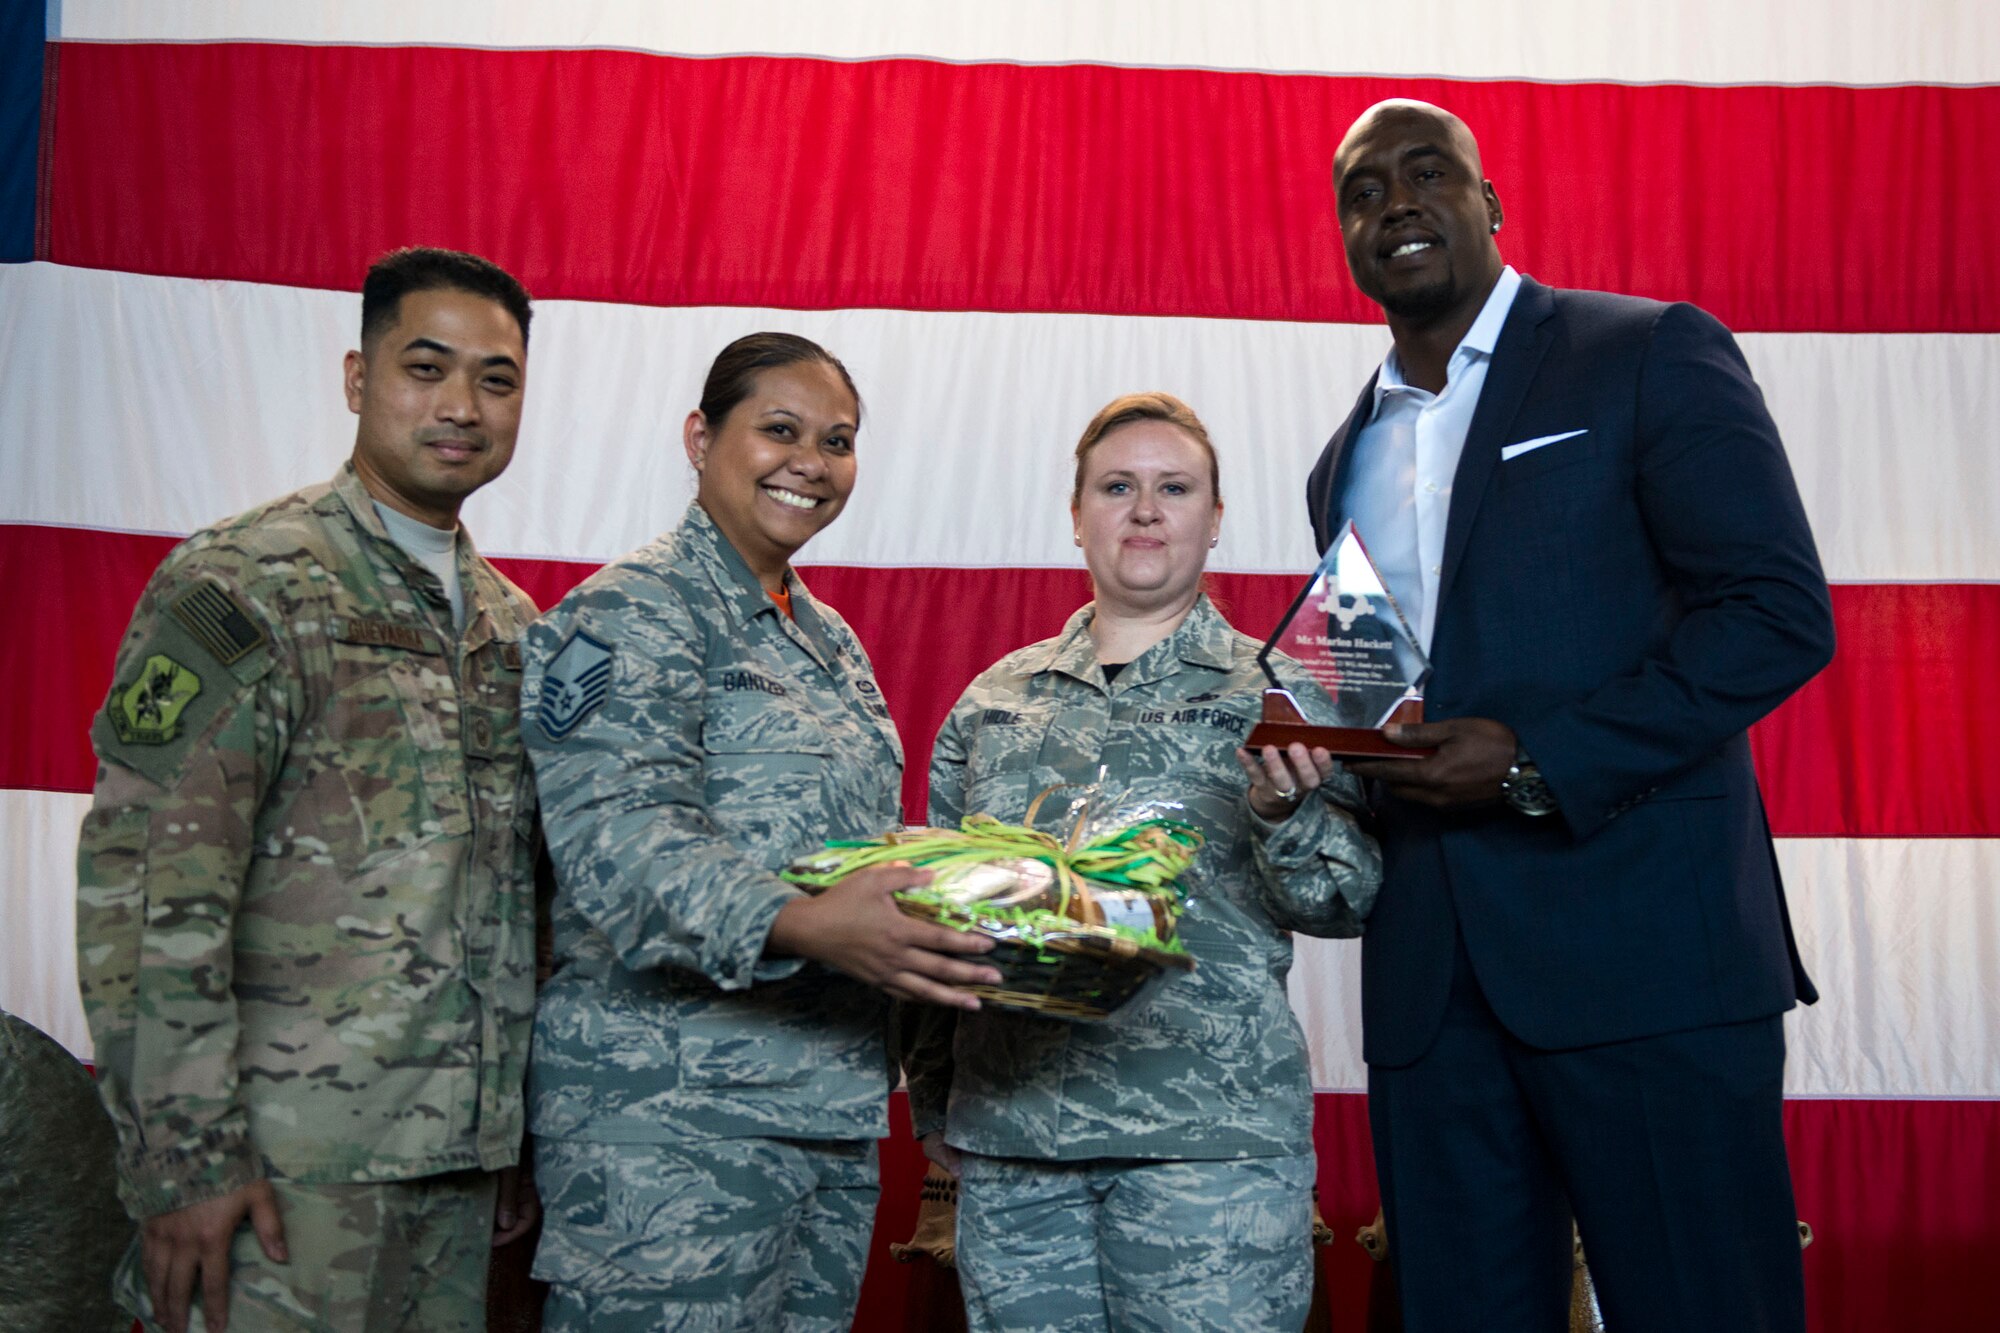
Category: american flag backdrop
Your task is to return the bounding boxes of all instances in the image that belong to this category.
[1,3,1995,1327]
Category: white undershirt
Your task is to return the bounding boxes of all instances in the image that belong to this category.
[1340,266,1522,654]
[374,502,464,630]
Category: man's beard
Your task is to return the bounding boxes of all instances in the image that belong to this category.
[1378,270,1461,322]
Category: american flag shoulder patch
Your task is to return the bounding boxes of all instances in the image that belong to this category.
[170,582,267,666]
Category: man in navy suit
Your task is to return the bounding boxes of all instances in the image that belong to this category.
[1307,100,1834,1331]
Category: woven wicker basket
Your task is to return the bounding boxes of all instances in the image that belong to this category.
[895,895,1195,1021]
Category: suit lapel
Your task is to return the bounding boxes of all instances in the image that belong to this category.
[1310,372,1379,551]
[1435,278,1558,612]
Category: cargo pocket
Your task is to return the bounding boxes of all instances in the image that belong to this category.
[1215,1154,1317,1256]
[531,1139,804,1299]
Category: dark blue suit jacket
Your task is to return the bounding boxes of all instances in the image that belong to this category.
[1307,277,1833,1067]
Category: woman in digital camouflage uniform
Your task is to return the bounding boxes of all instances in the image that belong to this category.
[520,334,1000,1332]
[907,393,1382,1332]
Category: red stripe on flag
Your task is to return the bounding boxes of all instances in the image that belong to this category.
[1755,583,2000,838]
[1286,1093,1994,1333]
[861,1091,1997,1331]
[40,42,2000,333]
[1775,1096,2000,1332]
[5,524,178,794]
[7,523,1995,836]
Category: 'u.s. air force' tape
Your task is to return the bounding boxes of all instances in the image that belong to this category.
[539,631,614,741]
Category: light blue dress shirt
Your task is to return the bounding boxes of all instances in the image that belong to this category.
[1339,266,1522,654]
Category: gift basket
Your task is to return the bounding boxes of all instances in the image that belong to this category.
[781,786,1202,1021]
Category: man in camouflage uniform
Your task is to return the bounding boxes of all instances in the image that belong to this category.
[76,248,543,1333]
[908,593,1381,1332]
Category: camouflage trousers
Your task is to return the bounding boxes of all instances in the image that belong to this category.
[118,1171,498,1333]
[954,1152,1315,1333]
[532,1136,877,1332]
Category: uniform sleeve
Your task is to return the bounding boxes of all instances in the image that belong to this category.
[521,582,807,988]
[76,555,290,1218]
[1512,304,1836,838]
[901,690,979,1138]
[1246,766,1380,938]
[1248,665,1382,938]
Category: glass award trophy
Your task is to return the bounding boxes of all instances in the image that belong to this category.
[1247,521,1435,759]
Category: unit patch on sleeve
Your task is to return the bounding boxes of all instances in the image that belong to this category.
[538,631,614,741]
[110,654,204,745]
[170,582,267,666]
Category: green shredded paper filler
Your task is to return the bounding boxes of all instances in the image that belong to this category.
[781,813,1204,956]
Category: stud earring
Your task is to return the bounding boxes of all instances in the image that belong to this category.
[1490,221,1501,234]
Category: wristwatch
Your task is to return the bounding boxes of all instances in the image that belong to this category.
[1501,746,1559,817]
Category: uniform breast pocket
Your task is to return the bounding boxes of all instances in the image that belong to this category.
[1104,713,1247,843]
[961,705,1068,823]
[699,688,833,812]
[325,651,472,870]
[1497,429,1600,489]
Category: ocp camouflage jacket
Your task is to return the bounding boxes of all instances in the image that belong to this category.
[906,595,1380,1161]
[77,463,540,1218]
[521,502,905,1144]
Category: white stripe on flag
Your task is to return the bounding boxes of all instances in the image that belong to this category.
[50,0,2000,87]
[10,777,1995,1099]
[1778,837,2000,1099]
[0,789,92,1059]
[4,264,1995,582]
[1288,837,2000,1099]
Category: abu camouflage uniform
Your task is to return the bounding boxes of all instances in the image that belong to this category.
[520,502,903,1332]
[910,596,1379,1157]
[76,463,539,1330]
[907,595,1380,1333]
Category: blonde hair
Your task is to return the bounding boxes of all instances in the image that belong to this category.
[1070,392,1221,507]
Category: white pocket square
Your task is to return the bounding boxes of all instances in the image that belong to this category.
[1500,429,1588,461]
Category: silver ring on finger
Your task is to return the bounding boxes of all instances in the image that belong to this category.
[1274,785,1301,803]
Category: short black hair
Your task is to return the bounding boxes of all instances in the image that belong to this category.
[698,332,862,429]
[360,247,533,349]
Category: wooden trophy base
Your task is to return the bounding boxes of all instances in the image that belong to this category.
[1244,690,1434,759]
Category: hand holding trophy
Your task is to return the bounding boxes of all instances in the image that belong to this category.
[1247,521,1436,759]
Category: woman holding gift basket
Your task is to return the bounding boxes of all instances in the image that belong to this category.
[519,333,1000,1332]
[905,392,1383,1332]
